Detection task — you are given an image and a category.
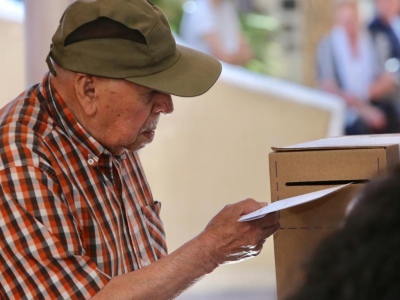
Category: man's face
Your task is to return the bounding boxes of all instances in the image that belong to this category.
[93,78,174,155]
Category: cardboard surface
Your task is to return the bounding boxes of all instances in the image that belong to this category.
[269,135,400,300]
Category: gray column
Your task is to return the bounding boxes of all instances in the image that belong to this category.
[24,0,71,86]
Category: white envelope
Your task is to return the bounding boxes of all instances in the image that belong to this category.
[239,183,352,222]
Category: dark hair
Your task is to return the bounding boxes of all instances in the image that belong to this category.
[287,166,400,300]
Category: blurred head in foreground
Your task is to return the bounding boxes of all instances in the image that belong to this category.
[287,166,400,300]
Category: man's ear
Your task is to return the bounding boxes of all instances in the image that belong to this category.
[74,74,97,116]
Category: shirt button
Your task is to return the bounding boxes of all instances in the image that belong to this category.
[88,158,95,165]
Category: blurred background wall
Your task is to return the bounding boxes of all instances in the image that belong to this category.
[0,0,351,299]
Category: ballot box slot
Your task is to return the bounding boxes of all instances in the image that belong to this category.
[285,179,369,186]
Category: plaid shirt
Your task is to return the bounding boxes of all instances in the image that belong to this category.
[0,74,167,299]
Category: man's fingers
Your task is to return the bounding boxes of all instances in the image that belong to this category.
[249,211,280,229]
[263,222,280,237]
[263,211,280,227]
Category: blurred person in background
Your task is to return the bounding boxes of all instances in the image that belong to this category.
[287,165,400,300]
[179,0,253,66]
[369,0,400,66]
[316,0,400,135]
[369,0,400,117]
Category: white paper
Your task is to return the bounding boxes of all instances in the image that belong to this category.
[238,183,352,222]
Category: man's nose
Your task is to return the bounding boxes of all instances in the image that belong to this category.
[152,93,174,115]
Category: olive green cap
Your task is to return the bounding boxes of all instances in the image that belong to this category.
[47,0,222,97]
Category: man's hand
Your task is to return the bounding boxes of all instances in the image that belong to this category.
[199,199,280,266]
[93,199,279,300]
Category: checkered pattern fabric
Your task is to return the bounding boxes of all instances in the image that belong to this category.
[0,74,167,299]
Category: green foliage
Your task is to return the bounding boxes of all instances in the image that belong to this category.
[151,0,185,33]
[239,13,284,76]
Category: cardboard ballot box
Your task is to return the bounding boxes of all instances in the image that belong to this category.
[269,134,400,300]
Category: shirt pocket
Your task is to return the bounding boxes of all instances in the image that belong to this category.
[141,201,167,259]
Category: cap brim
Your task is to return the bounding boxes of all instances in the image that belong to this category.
[125,45,222,97]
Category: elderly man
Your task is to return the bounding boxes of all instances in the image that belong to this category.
[0,0,279,299]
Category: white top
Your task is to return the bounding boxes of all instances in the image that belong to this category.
[331,26,378,102]
[179,0,242,55]
[330,26,380,125]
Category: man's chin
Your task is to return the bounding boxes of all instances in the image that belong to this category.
[126,141,150,152]
[124,133,155,152]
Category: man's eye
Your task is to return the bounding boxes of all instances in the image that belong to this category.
[146,91,159,100]
[140,91,153,102]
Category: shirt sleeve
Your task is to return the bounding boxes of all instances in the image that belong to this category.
[0,164,110,299]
